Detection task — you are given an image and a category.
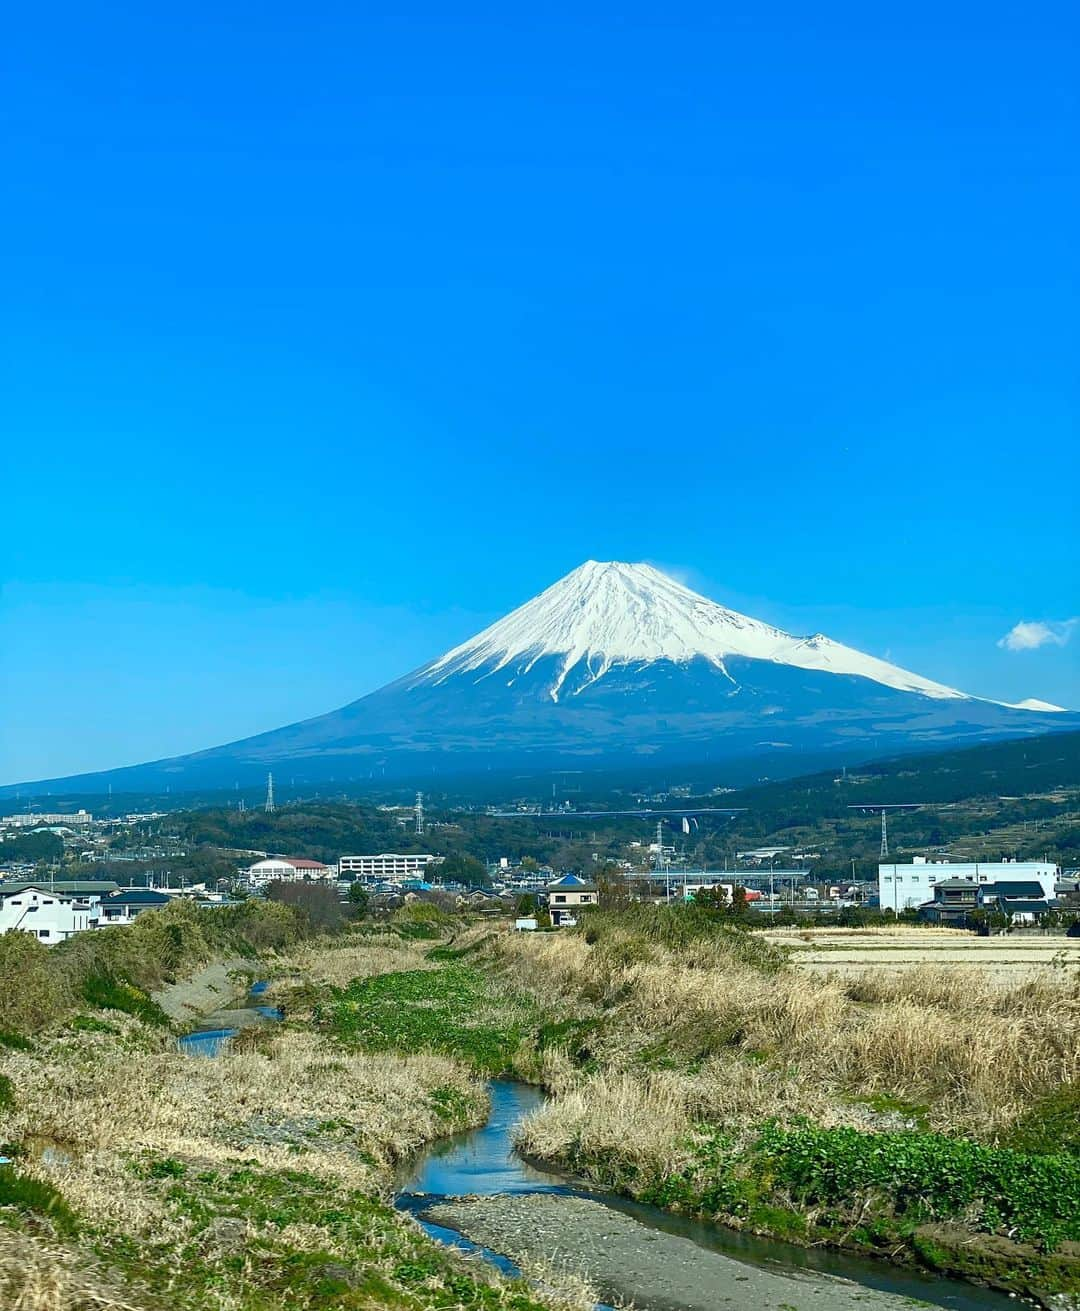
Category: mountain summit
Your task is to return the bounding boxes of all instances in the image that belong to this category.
[5,561,1073,796]
[417,560,965,704]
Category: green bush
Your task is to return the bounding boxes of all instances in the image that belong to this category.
[0,1074,14,1112]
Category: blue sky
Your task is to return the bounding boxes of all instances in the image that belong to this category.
[3,0,1078,783]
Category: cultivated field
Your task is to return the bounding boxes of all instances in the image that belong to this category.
[761,924,1080,985]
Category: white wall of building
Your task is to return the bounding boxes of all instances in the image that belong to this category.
[0,887,101,944]
[338,854,435,884]
[878,859,1058,912]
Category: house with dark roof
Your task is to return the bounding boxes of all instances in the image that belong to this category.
[976,881,1055,924]
[544,873,597,927]
[917,878,979,926]
[99,888,171,924]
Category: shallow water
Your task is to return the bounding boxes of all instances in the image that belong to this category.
[396,1080,1017,1311]
[176,981,278,1055]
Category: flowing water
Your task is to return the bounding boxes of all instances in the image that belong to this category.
[396,1080,1018,1311]
[175,979,281,1056]
[176,998,1017,1310]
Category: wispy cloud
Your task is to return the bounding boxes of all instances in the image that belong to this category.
[997,619,1077,652]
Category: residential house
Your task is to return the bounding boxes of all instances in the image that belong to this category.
[545,874,597,927]
[0,885,101,944]
[99,888,172,924]
[976,881,1055,924]
[917,878,979,926]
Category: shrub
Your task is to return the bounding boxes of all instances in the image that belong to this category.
[80,975,169,1027]
[265,881,344,932]
[0,933,66,1034]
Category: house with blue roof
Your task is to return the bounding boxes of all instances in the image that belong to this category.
[544,873,597,927]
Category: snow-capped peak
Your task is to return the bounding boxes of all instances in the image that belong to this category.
[417,560,970,703]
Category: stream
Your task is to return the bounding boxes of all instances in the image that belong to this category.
[176,998,1018,1311]
[396,1080,1019,1311]
[175,978,283,1056]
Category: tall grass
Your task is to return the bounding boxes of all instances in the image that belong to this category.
[496,912,1080,1143]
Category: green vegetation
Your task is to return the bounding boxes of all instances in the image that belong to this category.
[80,974,170,1027]
[1006,1080,1080,1157]
[0,829,65,864]
[110,1162,561,1311]
[0,896,307,1038]
[758,1123,1080,1249]
[320,965,536,1074]
[0,1164,77,1235]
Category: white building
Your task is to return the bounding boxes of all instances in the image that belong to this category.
[878,858,1058,912]
[338,853,437,884]
[0,885,101,944]
[2,810,93,828]
[243,857,334,888]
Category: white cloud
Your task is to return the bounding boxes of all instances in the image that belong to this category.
[997,618,1078,652]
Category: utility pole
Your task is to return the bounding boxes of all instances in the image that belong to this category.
[415,791,425,837]
[265,772,275,815]
[880,810,889,858]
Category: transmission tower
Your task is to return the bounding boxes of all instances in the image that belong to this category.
[880,810,889,858]
[265,772,276,814]
[414,791,425,836]
[654,820,666,871]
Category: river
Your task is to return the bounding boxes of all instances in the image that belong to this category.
[176,998,1018,1310]
[397,1080,1019,1311]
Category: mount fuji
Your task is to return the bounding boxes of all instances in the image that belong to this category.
[8,561,1074,795]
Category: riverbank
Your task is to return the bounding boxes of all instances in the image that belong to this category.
[427,1193,941,1311]
[477,910,1080,1306]
[0,915,587,1311]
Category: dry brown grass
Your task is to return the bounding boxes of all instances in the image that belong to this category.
[0,1228,153,1311]
[495,922,1080,1160]
[268,931,440,990]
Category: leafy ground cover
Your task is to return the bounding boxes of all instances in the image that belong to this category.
[642,1123,1080,1251]
[319,965,539,1074]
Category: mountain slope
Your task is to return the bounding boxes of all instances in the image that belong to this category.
[417,561,967,702]
[4,561,1074,796]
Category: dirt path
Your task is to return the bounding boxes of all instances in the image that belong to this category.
[426,1194,937,1311]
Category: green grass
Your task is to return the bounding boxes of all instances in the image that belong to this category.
[91,1160,558,1310]
[80,973,170,1027]
[0,1163,78,1235]
[0,1075,13,1113]
[639,1121,1080,1254]
[1006,1081,1080,1157]
[319,966,537,1073]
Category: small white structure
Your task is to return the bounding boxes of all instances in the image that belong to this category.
[243,857,334,888]
[878,858,1058,913]
[0,885,101,944]
[514,917,538,932]
[338,853,437,884]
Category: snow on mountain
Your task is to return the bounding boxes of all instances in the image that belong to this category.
[417,560,969,704]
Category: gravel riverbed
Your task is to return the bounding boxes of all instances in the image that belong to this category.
[426,1193,935,1311]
